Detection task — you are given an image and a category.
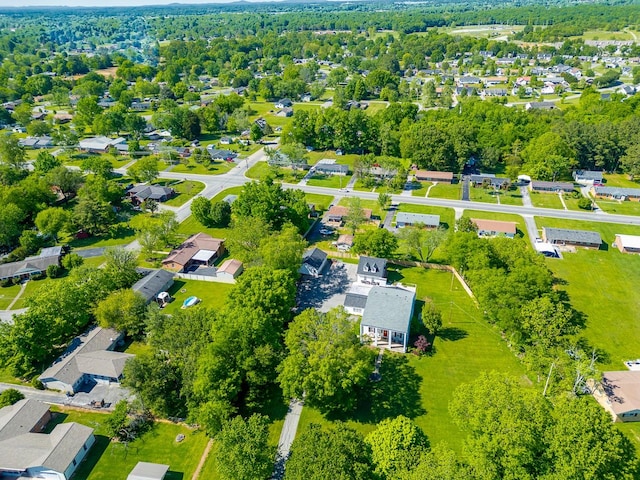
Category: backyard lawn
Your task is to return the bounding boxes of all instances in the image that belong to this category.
[534,217,640,371]
[529,191,565,209]
[176,186,243,237]
[152,178,205,207]
[63,223,138,249]
[307,173,352,189]
[603,173,640,188]
[50,408,208,480]
[305,193,334,212]
[169,158,235,175]
[296,267,529,451]
[162,278,234,315]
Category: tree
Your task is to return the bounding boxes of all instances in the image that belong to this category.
[74,95,102,130]
[210,200,231,227]
[621,144,640,180]
[278,307,374,414]
[455,216,478,233]
[0,204,25,247]
[0,388,24,408]
[421,302,442,336]
[105,400,129,440]
[73,196,114,235]
[225,216,271,264]
[62,253,84,270]
[81,156,113,178]
[399,226,447,262]
[577,196,593,210]
[35,207,70,241]
[345,197,367,234]
[103,247,140,290]
[191,196,212,227]
[257,224,306,274]
[33,150,61,174]
[94,289,148,336]
[352,228,398,258]
[378,192,391,211]
[142,198,158,215]
[365,416,428,479]
[285,424,374,480]
[399,444,465,480]
[520,295,577,348]
[214,415,274,480]
[250,123,264,142]
[129,156,159,183]
[47,166,83,199]
[0,134,26,168]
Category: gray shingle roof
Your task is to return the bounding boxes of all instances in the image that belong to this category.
[0,255,60,280]
[302,248,327,270]
[132,269,174,303]
[543,227,601,245]
[357,256,387,278]
[396,212,440,227]
[573,170,603,181]
[344,293,368,309]
[593,186,640,197]
[128,461,170,480]
[0,399,50,441]
[129,185,174,201]
[362,286,415,333]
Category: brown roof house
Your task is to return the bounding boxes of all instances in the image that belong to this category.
[216,259,244,280]
[325,205,372,227]
[414,170,454,183]
[0,398,95,479]
[593,371,640,422]
[162,233,225,272]
[472,219,517,238]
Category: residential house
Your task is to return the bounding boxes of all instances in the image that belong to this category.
[334,234,354,252]
[299,248,329,277]
[219,137,233,145]
[325,205,372,227]
[395,212,440,229]
[458,75,480,86]
[78,136,126,153]
[275,98,293,109]
[357,256,388,285]
[591,186,640,201]
[38,326,133,394]
[277,107,294,117]
[525,101,556,111]
[216,259,244,280]
[162,233,225,272]
[482,76,508,86]
[529,180,575,193]
[484,88,508,97]
[542,227,602,249]
[19,136,53,149]
[53,113,73,124]
[0,399,95,480]
[360,286,416,353]
[131,269,175,304]
[128,462,170,480]
[0,246,62,282]
[208,147,237,161]
[469,174,510,189]
[128,184,175,205]
[343,283,373,315]
[267,150,310,170]
[472,218,517,238]
[573,170,604,184]
[414,170,454,183]
[613,234,640,254]
[315,162,349,176]
[593,371,640,422]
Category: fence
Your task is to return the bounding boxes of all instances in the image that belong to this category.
[175,272,236,284]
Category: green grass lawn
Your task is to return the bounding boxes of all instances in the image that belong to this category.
[604,174,640,188]
[409,181,431,197]
[10,277,54,310]
[63,223,138,249]
[51,408,208,480]
[307,173,352,189]
[469,187,523,206]
[306,151,361,169]
[82,256,106,268]
[534,217,640,370]
[305,193,334,212]
[529,191,565,209]
[176,186,243,237]
[462,210,529,243]
[594,199,640,216]
[297,267,528,451]
[0,283,22,310]
[337,197,384,220]
[428,182,461,200]
[162,279,234,315]
[151,178,205,207]
[169,159,235,176]
[245,161,273,180]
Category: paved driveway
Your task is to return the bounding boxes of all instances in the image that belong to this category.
[296,261,357,313]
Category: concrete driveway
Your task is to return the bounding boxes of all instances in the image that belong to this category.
[296,261,357,313]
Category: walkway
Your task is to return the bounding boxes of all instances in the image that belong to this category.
[381,203,398,231]
[461,176,470,201]
[192,439,214,480]
[425,182,436,198]
[6,281,27,310]
[558,192,568,210]
[272,399,304,480]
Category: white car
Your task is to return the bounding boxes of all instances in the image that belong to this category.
[319,228,333,235]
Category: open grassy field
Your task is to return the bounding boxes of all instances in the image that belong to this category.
[162,278,234,315]
[594,199,640,216]
[296,267,529,451]
[428,182,461,200]
[469,186,523,206]
[307,173,352,189]
[603,174,640,188]
[462,210,529,243]
[534,217,640,371]
[305,193,334,212]
[63,222,138,250]
[152,178,205,207]
[170,158,235,176]
[410,181,431,197]
[50,407,208,480]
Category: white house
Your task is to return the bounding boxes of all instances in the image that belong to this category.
[395,212,440,229]
[299,248,329,277]
[360,286,416,353]
[356,256,387,285]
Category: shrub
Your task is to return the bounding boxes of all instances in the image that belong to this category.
[31,377,45,390]
[46,264,62,278]
[413,335,431,356]
[0,279,12,288]
[0,389,24,408]
[62,253,84,270]
[31,273,46,281]
[577,197,593,210]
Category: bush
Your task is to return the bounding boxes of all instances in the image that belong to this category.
[577,197,593,210]
[0,389,24,408]
[0,279,12,288]
[62,253,84,270]
[31,273,46,281]
[31,377,45,390]
[46,264,62,278]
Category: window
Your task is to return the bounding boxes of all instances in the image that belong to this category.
[73,459,77,467]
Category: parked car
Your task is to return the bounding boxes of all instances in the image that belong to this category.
[319,228,334,235]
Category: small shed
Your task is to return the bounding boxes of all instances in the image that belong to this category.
[127,462,170,480]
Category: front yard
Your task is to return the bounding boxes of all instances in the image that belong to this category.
[152,178,205,207]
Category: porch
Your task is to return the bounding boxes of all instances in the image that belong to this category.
[361,326,408,353]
